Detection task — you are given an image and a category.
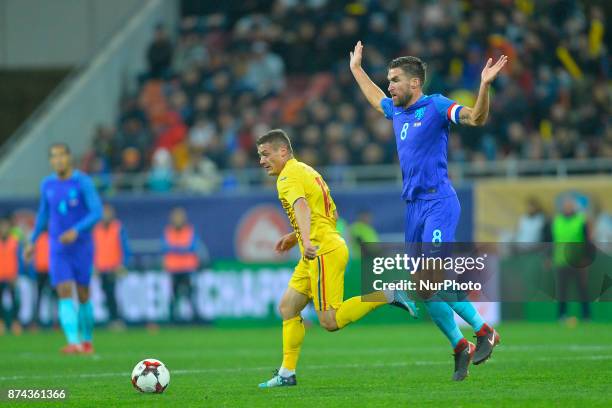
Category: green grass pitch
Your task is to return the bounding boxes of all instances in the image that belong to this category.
[1,322,610,407]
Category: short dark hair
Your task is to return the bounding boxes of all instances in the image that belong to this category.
[256,129,293,153]
[388,56,427,86]
[49,143,71,155]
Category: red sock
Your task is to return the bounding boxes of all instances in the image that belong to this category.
[475,323,491,337]
[454,338,468,353]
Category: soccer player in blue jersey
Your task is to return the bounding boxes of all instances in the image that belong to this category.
[24,143,102,354]
[350,41,506,381]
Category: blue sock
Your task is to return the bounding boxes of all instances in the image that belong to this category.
[424,299,464,347]
[58,298,80,345]
[78,301,94,342]
[447,300,485,332]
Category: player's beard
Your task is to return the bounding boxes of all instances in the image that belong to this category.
[56,167,70,178]
[397,92,412,108]
[55,164,73,179]
[394,91,412,108]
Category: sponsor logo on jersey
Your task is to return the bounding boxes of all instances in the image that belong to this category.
[414,107,426,120]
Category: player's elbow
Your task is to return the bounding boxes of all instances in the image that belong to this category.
[471,113,488,126]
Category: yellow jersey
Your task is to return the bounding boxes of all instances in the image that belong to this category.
[277,158,345,256]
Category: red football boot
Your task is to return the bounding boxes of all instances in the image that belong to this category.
[81,341,95,355]
[60,343,83,354]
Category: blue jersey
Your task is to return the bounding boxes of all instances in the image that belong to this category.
[381,94,464,201]
[31,170,103,250]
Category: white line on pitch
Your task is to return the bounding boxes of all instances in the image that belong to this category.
[5,343,612,360]
[0,355,610,382]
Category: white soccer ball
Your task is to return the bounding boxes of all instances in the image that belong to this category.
[131,359,170,393]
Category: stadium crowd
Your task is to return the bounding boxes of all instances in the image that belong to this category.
[81,0,610,192]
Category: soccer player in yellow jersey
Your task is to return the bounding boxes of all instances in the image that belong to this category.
[256,129,417,388]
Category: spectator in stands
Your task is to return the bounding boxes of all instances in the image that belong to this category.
[32,229,53,328]
[147,24,174,79]
[162,207,199,322]
[88,156,112,193]
[220,149,252,190]
[91,2,609,191]
[115,118,151,159]
[147,149,174,192]
[93,204,130,329]
[169,90,193,125]
[113,147,144,191]
[361,143,384,166]
[241,41,285,98]
[173,29,209,73]
[365,12,398,58]
[180,150,221,193]
[326,144,350,186]
[188,116,217,152]
[0,216,22,335]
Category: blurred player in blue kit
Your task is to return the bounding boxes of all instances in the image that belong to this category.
[24,143,102,354]
[350,41,506,380]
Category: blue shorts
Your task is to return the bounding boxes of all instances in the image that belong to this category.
[49,242,94,287]
[404,194,461,244]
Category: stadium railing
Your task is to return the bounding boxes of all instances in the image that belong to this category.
[78,157,612,194]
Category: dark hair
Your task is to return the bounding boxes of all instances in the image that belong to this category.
[49,143,71,155]
[256,129,293,153]
[388,56,427,86]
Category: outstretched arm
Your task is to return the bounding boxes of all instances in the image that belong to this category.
[459,55,508,126]
[350,41,386,114]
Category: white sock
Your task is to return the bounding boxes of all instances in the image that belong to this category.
[278,366,295,377]
[383,289,395,303]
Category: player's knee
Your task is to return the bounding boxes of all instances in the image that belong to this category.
[77,287,90,303]
[278,302,299,320]
[56,283,72,298]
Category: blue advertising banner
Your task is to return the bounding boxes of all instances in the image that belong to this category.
[0,185,473,260]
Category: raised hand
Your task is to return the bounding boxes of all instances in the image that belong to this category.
[349,41,364,71]
[59,228,79,244]
[481,55,508,85]
[275,232,297,253]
